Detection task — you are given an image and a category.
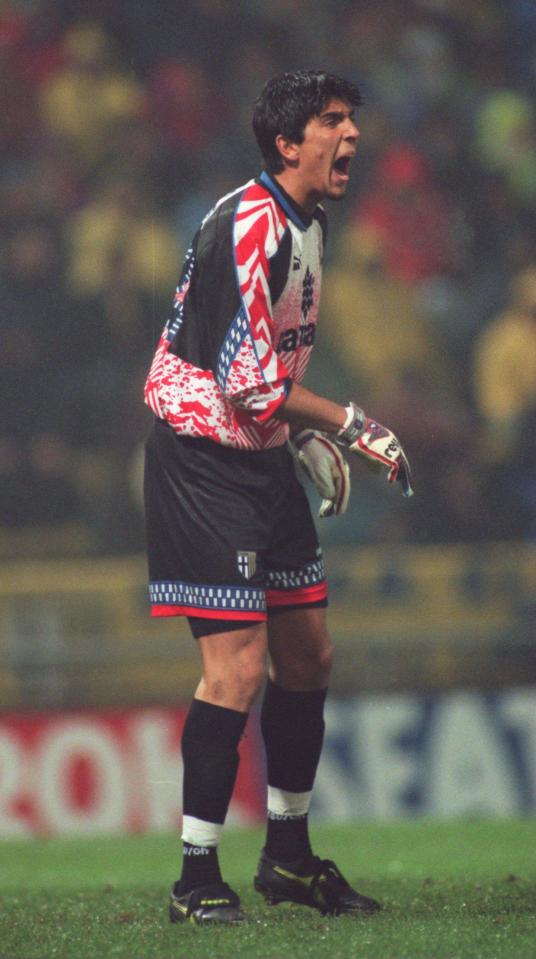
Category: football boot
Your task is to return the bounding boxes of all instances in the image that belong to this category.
[169,881,246,925]
[254,850,380,916]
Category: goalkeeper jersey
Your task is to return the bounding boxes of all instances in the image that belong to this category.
[144,170,327,450]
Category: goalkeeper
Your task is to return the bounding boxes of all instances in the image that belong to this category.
[143,69,412,927]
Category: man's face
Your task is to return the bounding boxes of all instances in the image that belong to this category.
[291,98,360,206]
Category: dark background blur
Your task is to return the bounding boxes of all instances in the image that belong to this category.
[1,0,536,710]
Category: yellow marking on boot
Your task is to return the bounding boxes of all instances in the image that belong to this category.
[200,898,231,906]
[272,865,314,887]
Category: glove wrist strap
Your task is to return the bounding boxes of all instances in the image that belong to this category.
[337,403,365,446]
[289,429,316,451]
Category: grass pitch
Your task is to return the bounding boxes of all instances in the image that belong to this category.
[1,819,535,959]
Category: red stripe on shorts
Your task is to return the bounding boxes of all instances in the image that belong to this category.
[265,581,328,608]
[151,604,267,620]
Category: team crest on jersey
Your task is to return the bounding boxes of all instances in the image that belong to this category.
[237,550,257,579]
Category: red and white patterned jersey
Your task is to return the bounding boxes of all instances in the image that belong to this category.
[144,170,327,450]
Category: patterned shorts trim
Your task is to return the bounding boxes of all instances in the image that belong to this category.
[265,556,325,591]
[149,572,327,619]
[149,581,265,614]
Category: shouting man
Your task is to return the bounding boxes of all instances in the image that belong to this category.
[144,70,412,926]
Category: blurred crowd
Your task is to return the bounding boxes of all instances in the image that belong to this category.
[2,0,536,556]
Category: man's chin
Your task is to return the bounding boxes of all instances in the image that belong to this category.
[325,185,349,202]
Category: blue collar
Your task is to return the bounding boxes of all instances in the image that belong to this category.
[259,170,313,231]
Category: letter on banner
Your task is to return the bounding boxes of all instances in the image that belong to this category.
[427,693,518,816]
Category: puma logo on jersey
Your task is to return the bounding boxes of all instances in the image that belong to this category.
[293,254,302,271]
[301,267,315,319]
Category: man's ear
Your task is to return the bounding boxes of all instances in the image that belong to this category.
[275,133,300,166]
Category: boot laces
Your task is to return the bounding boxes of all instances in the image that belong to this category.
[309,858,348,906]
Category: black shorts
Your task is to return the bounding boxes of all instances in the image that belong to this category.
[144,419,327,625]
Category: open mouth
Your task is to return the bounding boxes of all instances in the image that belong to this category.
[333,155,352,178]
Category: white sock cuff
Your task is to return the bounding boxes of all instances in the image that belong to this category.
[267,786,312,817]
[181,815,223,848]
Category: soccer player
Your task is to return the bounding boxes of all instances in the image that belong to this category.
[144,70,412,926]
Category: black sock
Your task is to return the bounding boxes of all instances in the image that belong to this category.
[260,680,327,862]
[265,812,312,864]
[179,698,248,890]
[176,843,222,892]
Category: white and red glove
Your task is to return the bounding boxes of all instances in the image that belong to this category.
[337,403,414,498]
[290,429,351,517]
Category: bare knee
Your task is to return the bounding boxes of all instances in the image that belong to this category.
[197,625,268,711]
[271,634,334,690]
[268,608,334,690]
[217,641,267,708]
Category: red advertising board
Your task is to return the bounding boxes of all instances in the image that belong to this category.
[0,707,265,837]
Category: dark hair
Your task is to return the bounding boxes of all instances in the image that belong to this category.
[252,70,363,174]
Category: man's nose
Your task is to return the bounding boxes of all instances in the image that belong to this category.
[344,118,359,141]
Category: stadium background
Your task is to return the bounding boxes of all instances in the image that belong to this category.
[1,0,535,835]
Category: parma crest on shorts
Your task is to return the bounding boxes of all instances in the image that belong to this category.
[237,550,257,580]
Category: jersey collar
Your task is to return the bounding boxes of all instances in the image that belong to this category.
[259,170,314,231]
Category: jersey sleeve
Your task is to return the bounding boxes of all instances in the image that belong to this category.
[212,187,291,423]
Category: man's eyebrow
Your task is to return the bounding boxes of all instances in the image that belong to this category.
[319,108,355,122]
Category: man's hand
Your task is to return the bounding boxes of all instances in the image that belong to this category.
[337,403,414,498]
[290,429,351,517]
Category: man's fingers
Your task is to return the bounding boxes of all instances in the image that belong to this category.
[292,429,351,516]
[397,457,414,498]
[319,497,335,518]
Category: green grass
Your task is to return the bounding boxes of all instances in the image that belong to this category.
[1,820,535,958]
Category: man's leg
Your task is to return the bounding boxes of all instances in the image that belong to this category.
[171,622,267,924]
[262,607,332,861]
[255,606,380,915]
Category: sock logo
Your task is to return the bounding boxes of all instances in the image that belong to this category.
[267,811,307,822]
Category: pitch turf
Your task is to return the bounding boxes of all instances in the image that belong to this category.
[1,820,535,959]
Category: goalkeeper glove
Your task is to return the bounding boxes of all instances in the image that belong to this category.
[290,429,351,517]
[337,403,414,498]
